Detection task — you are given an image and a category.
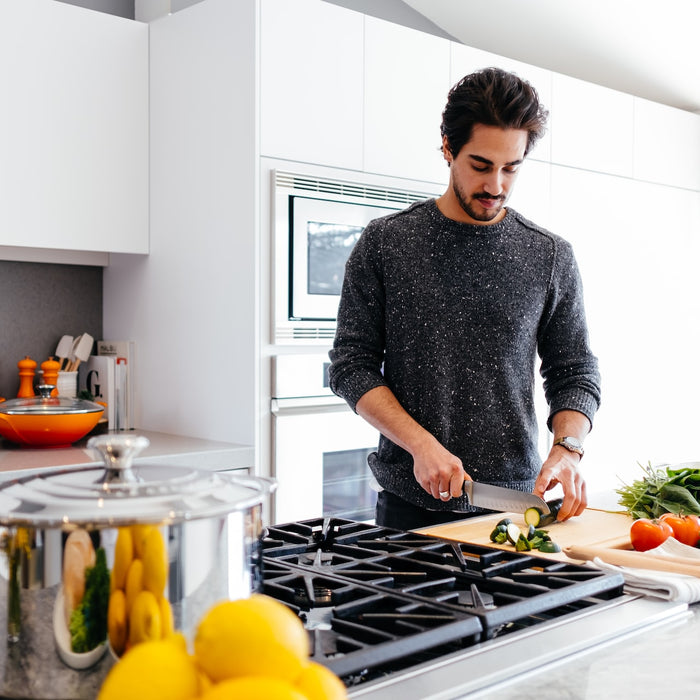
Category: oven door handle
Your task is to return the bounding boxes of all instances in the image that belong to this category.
[271,395,350,415]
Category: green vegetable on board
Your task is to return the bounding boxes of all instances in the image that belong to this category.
[616,462,700,520]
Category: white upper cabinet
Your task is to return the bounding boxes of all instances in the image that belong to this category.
[259,0,364,170]
[363,16,451,184]
[0,0,148,257]
[550,72,634,178]
[633,97,700,191]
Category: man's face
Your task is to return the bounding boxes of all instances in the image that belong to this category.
[443,124,528,225]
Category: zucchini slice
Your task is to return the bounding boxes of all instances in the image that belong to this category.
[505,522,522,545]
[524,507,542,527]
[537,540,562,554]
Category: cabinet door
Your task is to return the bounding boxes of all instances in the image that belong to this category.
[633,97,700,190]
[363,16,451,184]
[260,0,364,170]
[0,1,148,255]
[550,73,634,178]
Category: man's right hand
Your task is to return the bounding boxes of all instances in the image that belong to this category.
[412,437,468,501]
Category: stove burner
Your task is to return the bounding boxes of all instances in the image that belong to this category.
[262,518,627,688]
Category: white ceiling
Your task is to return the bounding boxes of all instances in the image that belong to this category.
[330,0,700,114]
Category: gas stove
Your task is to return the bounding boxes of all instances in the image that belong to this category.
[262,517,689,699]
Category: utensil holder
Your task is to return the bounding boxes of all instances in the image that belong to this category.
[56,371,78,398]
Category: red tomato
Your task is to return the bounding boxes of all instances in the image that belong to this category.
[630,518,673,551]
[658,513,700,546]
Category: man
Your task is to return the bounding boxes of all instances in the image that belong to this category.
[328,67,601,531]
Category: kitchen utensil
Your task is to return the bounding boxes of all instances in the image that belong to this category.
[0,385,104,448]
[16,356,37,398]
[54,336,73,371]
[66,333,93,372]
[0,434,276,698]
[457,481,550,514]
[565,543,700,577]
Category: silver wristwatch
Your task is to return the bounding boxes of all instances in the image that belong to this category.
[552,436,584,457]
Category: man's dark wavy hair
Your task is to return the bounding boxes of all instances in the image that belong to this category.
[440,67,548,158]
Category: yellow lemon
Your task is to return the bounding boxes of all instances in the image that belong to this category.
[98,634,198,700]
[296,662,347,700]
[129,589,162,646]
[107,589,128,657]
[124,558,143,614]
[194,594,310,684]
[130,524,154,559]
[199,676,309,700]
[159,596,174,638]
[110,527,133,592]
[142,527,168,597]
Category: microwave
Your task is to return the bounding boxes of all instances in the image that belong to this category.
[272,170,440,344]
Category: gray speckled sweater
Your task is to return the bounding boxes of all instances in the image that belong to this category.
[328,199,601,512]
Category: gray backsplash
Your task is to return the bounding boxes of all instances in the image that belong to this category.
[0,260,103,400]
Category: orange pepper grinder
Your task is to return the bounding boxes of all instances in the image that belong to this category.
[17,356,37,398]
[41,357,61,397]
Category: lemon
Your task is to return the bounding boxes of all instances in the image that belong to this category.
[98,634,198,700]
[142,527,168,597]
[296,662,347,700]
[129,590,162,646]
[199,676,309,700]
[159,596,174,638]
[111,527,133,592]
[124,558,143,614]
[107,589,128,656]
[194,594,310,684]
[130,524,154,559]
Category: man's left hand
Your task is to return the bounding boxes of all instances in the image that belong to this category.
[533,449,586,521]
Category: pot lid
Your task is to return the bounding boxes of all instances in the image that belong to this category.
[0,435,275,528]
[0,385,103,415]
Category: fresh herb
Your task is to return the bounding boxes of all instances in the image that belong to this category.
[69,547,110,653]
[616,462,700,519]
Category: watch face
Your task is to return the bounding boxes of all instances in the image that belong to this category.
[564,437,582,449]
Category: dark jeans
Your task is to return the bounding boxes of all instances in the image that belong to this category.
[375,489,486,531]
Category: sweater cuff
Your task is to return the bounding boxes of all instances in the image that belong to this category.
[331,370,387,413]
[547,389,599,431]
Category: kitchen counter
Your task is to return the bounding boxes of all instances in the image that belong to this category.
[0,429,254,478]
[468,602,700,699]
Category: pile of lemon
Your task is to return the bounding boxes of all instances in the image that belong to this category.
[98,594,347,700]
[108,524,173,656]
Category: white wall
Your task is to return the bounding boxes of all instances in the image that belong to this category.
[103,0,258,444]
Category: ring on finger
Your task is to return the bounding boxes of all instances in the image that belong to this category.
[439,490,450,499]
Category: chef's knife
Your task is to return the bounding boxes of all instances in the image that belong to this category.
[457,481,550,515]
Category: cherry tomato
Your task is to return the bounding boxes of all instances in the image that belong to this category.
[658,513,700,546]
[630,517,673,551]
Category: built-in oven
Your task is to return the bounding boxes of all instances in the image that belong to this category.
[271,353,380,524]
[272,169,440,343]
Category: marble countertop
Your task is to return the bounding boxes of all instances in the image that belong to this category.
[0,429,254,478]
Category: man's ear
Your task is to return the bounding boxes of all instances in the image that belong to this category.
[441,135,452,165]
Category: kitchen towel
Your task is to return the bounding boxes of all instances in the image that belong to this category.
[592,538,700,603]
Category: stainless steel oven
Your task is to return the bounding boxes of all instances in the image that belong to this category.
[270,353,380,524]
[272,170,440,343]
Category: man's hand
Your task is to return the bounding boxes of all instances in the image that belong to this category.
[412,438,468,501]
[534,449,586,520]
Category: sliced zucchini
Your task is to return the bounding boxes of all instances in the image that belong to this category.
[489,524,507,542]
[505,522,522,545]
[497,517,513,527]
[537,498,564,527]
[493,531,508,545]
[526,524,536,540]
[515,533,532,552]
[523,507,542,527]
[537,540,562,554]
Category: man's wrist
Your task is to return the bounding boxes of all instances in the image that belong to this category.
[552,436,584,458]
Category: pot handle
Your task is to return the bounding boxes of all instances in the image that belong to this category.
[88,434,150,484]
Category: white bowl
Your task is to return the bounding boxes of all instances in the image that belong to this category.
[53,586,107,670]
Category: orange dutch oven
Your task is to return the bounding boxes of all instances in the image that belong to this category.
[0,385,104,448]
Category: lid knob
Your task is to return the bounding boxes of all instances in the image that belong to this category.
[88,434,150,484]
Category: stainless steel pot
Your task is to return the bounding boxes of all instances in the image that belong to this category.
[0,434,275,699]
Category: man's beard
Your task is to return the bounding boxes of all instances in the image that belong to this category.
[453,182,506,222]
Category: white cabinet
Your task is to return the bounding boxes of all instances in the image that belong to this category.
[550,72,634,178]
[259,0,364,170]
[633,97,700,190]
[363,16,451,184]
[0,0,148,257]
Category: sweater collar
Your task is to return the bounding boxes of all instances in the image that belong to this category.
[429,198,515,235]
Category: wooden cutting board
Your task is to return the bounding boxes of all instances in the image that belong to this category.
[419,508,633,563]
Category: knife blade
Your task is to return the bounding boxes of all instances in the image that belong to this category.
[457,481,550,515]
